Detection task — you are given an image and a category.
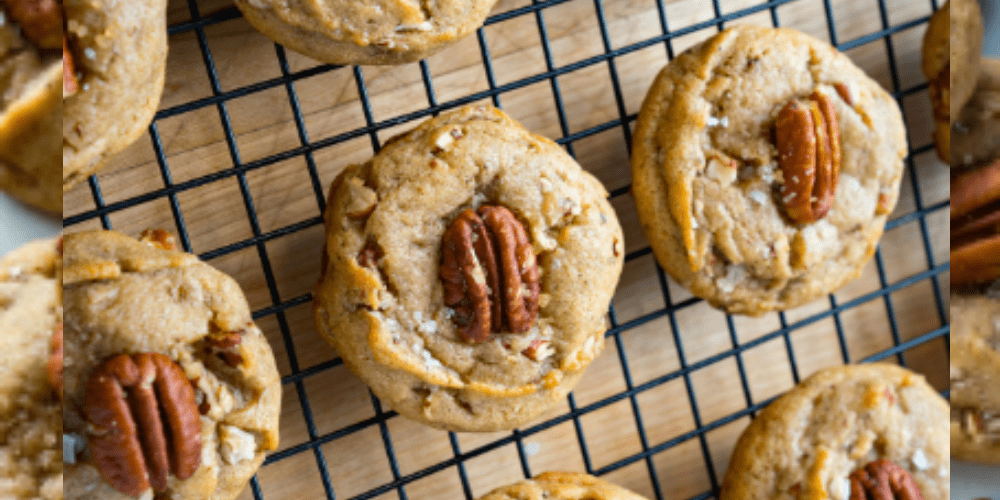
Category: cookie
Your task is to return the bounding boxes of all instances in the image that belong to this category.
[950,293,1000,464]
[477,472,648,500]
[720,364,949,500]
[63,0,168,190]
[0,239,62,499]
[314,105,624,432]
[0,1,63,212]
[631,25,907,315]
[62,230,282,500]
[233,0,499,65]
[922,0,984,163]
[952,58,1000,167]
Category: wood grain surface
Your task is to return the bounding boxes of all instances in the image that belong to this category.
[63,0,949,498]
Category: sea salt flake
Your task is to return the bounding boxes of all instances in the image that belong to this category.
[911,449,929,471]
[748,190,768,205]
[706,116,729,127]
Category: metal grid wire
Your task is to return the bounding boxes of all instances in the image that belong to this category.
[64,0,950,498]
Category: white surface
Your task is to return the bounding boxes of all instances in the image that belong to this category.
[952,3,1000,498]
[0,193,60,255]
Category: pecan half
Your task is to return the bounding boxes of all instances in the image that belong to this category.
[952,161,1000,287]
[440,205,540,343]
[47,322,62,396]
[848,459,924,500]
[63,35,79,97]
[139,229,179,251]
[84,353,202,496]
[774,91,841,224]
[2,0,62,49]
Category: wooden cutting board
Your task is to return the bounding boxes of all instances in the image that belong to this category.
[63,0,949,498]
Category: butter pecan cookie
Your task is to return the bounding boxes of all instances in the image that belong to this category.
[720,364,949,500]
[63,0,168,190]
[0,0,63,212]
[0,239,62,499]
[62,230,282,500]
[952,58,1000,167]
[951,293,1000,464]
[477,472,648,500]
[631,25,907,315]
[314,105,624,432]
[922,0,983,163]
[233,0,499,65]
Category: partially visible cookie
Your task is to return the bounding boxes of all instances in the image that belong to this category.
[951,293,1000,464]
[233,0,499,65]
[720,364,949,500]
[477,472,648,500]
[0,239,62,499]
[631,25,907,315]
[952,58,1000,167]
[923,0,984,163]
[314,105,624,432]
[62,230,281,500]
[63,0,168,190]
[0,1,63,212]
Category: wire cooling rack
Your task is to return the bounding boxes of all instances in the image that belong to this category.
[64,0,950,498]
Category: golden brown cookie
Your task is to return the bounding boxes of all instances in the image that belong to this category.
[0,1,63,213]
[314,105,624,432]
[923,0,984,163]
[631,25,907,315]
[0,239,62,499]
[62,230,282,500]
[951,293,1000,464]
[720,364,949,500]
[63,0,168,190]
[233,0,499,65]
[476,472,648,500]
[953,58,1000,167]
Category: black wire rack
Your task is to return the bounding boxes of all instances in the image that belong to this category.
[64,0,950,498]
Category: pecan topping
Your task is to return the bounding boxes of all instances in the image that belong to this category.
[139,229,179,251]
[47,322,62,396]
[774,91,841,224]
[2,0,62,49]
[440,205,540,343]
[84,353,202,496]
[952,160,1000,287]
[63,35,79,97]
[203,330,244,367]
[848,459,924,500]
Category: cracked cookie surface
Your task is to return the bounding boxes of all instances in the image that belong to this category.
[951,292,1000,464]
[314,105,624,432]
[631,25,907,315]
[0,239,62,499]
[233,0,499,65]
[476,472,648,500]
[720,364,948,500]
[63,0,167,190]
[62,230,281,500]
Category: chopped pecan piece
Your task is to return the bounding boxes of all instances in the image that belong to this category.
[440,205,540,342]
[848,459,924,500]
[139,229,179,251]
[774,91,841,224]
[84,353,202,496]
[63,36,79,97]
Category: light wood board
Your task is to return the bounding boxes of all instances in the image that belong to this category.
[63,0,949,498]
